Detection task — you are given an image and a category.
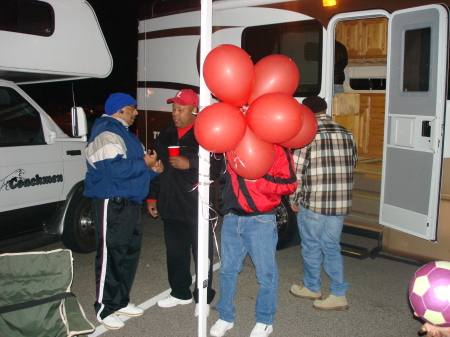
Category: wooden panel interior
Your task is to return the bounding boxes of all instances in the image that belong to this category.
[336,18,388,63]
[333,93,385,161]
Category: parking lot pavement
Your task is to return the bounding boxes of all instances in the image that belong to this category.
[36,213,425,336]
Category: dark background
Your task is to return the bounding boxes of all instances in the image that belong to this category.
[24,0,148,115]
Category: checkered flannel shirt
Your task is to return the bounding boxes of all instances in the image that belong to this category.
[290,114,358,215]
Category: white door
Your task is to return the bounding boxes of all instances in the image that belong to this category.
[380,5,448,240]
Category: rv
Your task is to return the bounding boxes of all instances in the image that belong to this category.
[136,0,450,262]
[0,0,112,252]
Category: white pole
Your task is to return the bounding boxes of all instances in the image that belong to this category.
[198,1,212,337]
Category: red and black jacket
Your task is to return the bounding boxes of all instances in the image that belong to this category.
[219,145,297,216]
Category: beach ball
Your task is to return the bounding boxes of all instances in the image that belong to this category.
[409,261,450,327]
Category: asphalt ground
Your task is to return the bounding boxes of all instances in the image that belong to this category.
[34,212,426,337]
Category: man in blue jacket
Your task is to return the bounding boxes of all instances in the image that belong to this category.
[84,93,163,330]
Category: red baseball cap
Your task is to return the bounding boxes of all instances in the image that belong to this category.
[167,89,199,107]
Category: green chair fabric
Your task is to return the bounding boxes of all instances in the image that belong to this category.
[0,249,94,337]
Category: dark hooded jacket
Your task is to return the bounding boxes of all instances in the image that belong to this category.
[147,123,222,221]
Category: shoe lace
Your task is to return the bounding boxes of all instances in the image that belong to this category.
[106,314,120,322]
[216,320,229,328]
[254,323,268,332]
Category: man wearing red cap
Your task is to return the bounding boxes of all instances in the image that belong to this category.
[146,89,219,317]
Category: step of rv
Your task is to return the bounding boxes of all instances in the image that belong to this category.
[352,190,380,216]
[353,189,380,200]
[340,215,383,259]
[345,211,380,225]
[354,169,382,189]
[340,243,381,260]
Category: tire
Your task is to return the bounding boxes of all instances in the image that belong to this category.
[61,188,95,253]
[276,196,300,250]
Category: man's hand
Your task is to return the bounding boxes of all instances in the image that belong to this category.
[291,204,300,213]
[415,312,450,337]
[144,150,158,168]
[146,201,158,218]
[152,160,164,173]
[419,322,450,337]
[144,150,164,173]
[169,155,190,170]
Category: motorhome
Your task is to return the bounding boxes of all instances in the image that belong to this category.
[136,0,450,262]
[0,0,112,252]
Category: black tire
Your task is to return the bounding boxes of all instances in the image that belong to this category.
[61,187,95,253]
[276,196,300,250]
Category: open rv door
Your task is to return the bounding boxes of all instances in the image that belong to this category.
[380,5,448,240]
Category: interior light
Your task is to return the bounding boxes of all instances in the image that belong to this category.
[323,0,337,6]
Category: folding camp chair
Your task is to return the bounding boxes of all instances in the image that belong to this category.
[0,249,94,337]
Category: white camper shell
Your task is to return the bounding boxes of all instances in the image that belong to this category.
[0,0,112,84]
[137,0,450,262]
[0,0,112,253]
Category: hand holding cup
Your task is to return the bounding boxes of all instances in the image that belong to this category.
[168,146,180,157]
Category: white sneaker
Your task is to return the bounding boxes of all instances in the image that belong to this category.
[157,295,193,308]
[195,303,210,317]
[115,303,144,317]
[249,323,273,337]
[101,314,124,330]
[210,319,234,337]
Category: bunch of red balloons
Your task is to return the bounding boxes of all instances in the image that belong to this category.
[194,44,318,179]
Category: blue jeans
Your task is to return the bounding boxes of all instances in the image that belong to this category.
[216,213,278,325]
[297,207,349,297]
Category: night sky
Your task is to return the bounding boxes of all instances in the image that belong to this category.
[24,0,147,114]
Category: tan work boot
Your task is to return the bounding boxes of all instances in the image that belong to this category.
[313,294,349,311]
[290,284,321,300]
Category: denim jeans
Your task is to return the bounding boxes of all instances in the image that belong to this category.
[216,213,278,325]
[297,206,349,297]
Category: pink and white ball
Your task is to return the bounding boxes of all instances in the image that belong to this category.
[409,261,450,327]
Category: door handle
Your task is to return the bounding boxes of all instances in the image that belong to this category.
[66,150,82,156]
[428,118,440,153]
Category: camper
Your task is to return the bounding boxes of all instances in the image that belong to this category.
[0,0,112,253]
[136,0,450,262]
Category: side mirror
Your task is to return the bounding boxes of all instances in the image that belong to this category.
[71,107,88,137]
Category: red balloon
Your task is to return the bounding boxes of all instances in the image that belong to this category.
[279,105,318,149]
[203,44,254,107]
[248,55,299,104]
[194,102,247,153]
[225,127,275,180]
[246,92,303,144]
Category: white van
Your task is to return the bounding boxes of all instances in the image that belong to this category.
[0,0,112,253]
[136,0,450,262]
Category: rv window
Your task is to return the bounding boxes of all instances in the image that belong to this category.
[242,20,323,97]
[403,28,431,92]
[350,78,386,91]
[0,88,45,146]
[0,0,54,36]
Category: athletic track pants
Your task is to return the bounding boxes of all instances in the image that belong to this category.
[92,198,143,321]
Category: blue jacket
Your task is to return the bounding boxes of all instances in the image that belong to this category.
[84,116,158,204]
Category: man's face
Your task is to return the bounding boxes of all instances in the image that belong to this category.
[117,105,138,125]
[172,102,197,128]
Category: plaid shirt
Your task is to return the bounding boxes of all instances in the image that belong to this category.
[290,114,357,215]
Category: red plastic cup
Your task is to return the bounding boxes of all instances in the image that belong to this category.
[168,146,180,156]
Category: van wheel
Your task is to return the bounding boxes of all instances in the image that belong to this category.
[276,196,300,250]
[62,188,95,253]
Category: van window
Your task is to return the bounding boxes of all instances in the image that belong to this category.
[403,27,431,92]
[0,0,54,36]
[0,88,45,146]
[242,20,323,96]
